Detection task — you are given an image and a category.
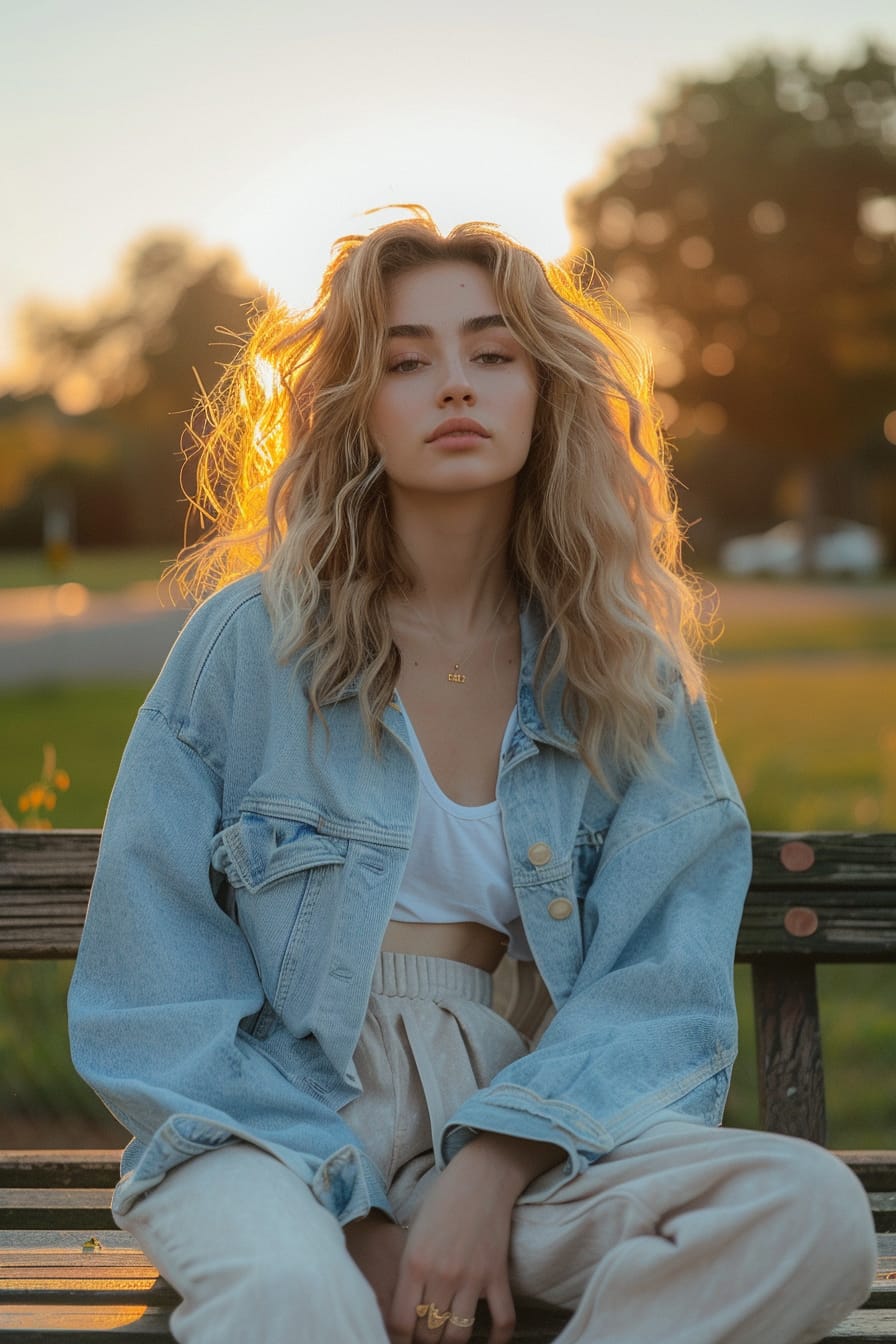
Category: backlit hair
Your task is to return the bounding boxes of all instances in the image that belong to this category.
[174,205,707,787]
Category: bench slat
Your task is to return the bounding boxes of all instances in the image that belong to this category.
[4,830,895,960]
[2,1149,893,1188]
[750,834,896,886]
[0,1193,115,1233]
[842,1156,896,1194]
[0,1157,120,1192]
[0,1305,892,1343]
[827,1312,896,1340]
[0,1303,172,1338]
[0,1303,571,1343]
[741,833,896,961]
[3,1188,894,1232]
[0,1246,892,1340]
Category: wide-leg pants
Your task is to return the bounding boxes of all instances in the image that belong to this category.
[116,952,877,1343]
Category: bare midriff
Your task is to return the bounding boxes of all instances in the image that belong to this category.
[380,919,509,973]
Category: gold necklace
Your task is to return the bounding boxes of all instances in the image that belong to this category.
[401,580,514,684]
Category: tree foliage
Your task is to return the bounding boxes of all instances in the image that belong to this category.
[567,44,896,555]
[2,233,263,546]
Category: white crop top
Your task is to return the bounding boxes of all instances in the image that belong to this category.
[391,693,533,962]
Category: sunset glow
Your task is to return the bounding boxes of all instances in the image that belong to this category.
[3,0,893,379]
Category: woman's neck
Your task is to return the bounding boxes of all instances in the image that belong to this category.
[387,489,516,639]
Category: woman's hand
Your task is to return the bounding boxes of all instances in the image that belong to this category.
[387,1133,563,1344]
[343,1210,408,1325]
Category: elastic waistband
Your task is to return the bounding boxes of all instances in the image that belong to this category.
[371,951,492,1006]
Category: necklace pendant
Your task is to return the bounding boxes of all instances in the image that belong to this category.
[448,665,466,684]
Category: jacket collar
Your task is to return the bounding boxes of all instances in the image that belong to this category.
[515,596,580,754]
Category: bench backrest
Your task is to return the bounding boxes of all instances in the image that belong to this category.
[2,828,894,1146]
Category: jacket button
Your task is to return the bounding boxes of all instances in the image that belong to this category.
[547,897,573,920]
[527,842,552,866]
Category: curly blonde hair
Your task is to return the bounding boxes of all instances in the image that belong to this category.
[173,205,707,787]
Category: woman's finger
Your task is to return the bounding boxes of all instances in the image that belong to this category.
[386,1278,419,1342]
[408,1277,461,1344]
[408,1288,478,1344]
[484,1278,516,1344]
[434,1292,479,1344]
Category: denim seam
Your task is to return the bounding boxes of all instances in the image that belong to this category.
[597,796,747,880]
[138,704,224,786]
[189,584,266,703]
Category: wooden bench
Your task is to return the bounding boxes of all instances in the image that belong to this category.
[1,828,894,1341]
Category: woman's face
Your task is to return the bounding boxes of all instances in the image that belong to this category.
[368,261,538,499]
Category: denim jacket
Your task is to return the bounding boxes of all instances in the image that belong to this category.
[68,573,752,1226]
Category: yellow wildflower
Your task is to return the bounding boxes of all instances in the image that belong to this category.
[6,748,71,830]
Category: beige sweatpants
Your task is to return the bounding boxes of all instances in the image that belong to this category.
[116,952,877,1343]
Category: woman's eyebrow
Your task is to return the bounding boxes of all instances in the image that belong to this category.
[385,314,507,339]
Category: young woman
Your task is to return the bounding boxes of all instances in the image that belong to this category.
[69,208,876,1344]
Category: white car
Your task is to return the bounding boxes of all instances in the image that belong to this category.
[719,519,884,578]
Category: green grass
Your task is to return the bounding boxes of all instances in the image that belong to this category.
[0,682,153,828]
[710,613,896,658]
[0,548,173,592]
[709,657,896,831]
[1,583,894,1144]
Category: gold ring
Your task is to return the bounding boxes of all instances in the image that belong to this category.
[416,1303,452,1330]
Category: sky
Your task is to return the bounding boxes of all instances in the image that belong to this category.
[1,0,893,380]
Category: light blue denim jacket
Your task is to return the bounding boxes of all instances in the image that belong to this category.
[68,573,752,1226]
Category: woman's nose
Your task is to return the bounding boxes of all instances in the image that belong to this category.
[437,361,476,406]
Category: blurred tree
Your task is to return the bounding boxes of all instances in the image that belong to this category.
[567,44,896,563]
[3,233,263,547]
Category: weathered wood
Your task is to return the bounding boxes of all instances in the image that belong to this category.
[844,1156,896,1194]
[0,1271,172,1297]
[0,1303,173,1337]
[1,828,894,1341]
[0,1193,115,1233]
[740,833,896,961]
[753,955,827,1142]
[0,831,98,958]
[0,1236,892,1340]
[750,834,896,887]
[4,830,895,961]
[825,1312,896,1340]
[0,1304,572,1343]
[0,1156,119,1191]
[0,1233,136,1251]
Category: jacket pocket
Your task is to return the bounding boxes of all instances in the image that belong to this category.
[211,811,348,1014]
[215,813,347,895]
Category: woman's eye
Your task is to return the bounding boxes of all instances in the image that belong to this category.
[388,356,425,373]
[475,351,512,364]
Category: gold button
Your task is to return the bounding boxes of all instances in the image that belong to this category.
[547,898,573,920]
[527,842,552,866]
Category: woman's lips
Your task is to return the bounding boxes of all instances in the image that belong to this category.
[425,418,489,449]
[428,431,488,449]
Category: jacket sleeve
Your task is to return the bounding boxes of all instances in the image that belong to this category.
[440,681,752,1193]
[68,701,392,1226]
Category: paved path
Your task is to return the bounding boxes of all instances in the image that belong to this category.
[0,577,892,689]
[0,582,191,687]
